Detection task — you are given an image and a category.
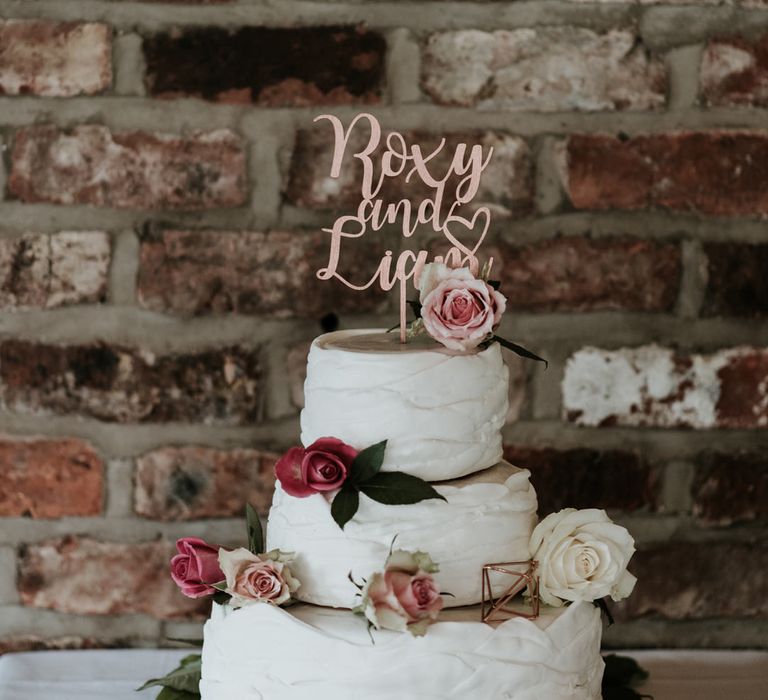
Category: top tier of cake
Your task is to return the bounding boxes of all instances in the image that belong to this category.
[300,329,508,481]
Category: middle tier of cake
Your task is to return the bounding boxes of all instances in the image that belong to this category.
[267,462,537,608]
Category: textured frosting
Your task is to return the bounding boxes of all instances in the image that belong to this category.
[201,601,604,700]
[267,462,537,609]
[300,329,509,481]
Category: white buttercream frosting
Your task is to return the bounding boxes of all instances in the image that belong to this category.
[268,462,537,609]
[300,329,509,481]
[201,600,604,700]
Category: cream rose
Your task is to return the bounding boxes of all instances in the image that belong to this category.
[218,547,300,608]
[529,508,636,607]
[417,262,506,352]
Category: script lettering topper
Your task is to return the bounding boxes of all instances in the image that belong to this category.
[314,113,495,342]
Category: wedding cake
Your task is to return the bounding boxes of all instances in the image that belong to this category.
[194,323,634,699]
[149,117,638,700]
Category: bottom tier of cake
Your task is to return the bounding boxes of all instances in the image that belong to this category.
[200,601,604,700]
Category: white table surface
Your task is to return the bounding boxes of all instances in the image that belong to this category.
[0,648,766,699]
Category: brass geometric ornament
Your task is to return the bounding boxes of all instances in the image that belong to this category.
[481,559,540,623]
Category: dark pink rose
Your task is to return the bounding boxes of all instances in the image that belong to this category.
[170,537,224,599]
[418,263,506,352]
[275,437,358,498]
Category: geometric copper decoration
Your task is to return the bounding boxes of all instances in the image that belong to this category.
[481,559,540,623]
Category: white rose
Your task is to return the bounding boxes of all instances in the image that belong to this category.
[529,508,637,607]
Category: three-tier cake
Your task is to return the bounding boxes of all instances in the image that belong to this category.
[199,330,609,699]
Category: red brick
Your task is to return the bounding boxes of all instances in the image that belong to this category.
[504,445,659,514]
[0,436,103,518]
[287,128,534,217]
[702,242,768,317]
[422,28,666,111]
[137,230,387,317]
[0,20,111,97]
[563,345,768,429]
[619,542,768,620]
[497,237,681,312]
[18,536,207,619]
[0,341,260,424]
[135,446,278,520]
[0,232,110,310]
[701,33,768,107]
[9,125,246,210]
[692,452,768,525]
[560,131,768,217]
[144,26,385,106]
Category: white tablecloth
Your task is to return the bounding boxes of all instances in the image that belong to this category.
[0,648,766,699]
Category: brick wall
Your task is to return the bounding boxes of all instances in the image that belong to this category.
[1,0,767,653]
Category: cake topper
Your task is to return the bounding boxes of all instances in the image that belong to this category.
[313,113,545,365]
[314,112,494,342]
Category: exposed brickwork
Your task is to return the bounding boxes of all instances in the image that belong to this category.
[563,345,768,429]
[422,28,666,111]
[701,33,768,107]
[504,445,659,514]
[497,237,681,312]
[0,232,110,310]
[135,446,278,519]
[287,128,534,217]
[144,26,386,106]
[17,537,208,619]
[137,230,387,317]
[0,436,103,518]
[692,452,768,525]
[560,132,768,217]
[9,126,246,210]
[702,242,768,317]
[619,542,768,620]
[0,341,261,424]
[0,0,767,653]
[0,20,111,97]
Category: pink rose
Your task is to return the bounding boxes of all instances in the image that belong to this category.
[418,263,506,352]
[390,571,443,621]
[275,437,358,498]
[219,548,300,608]
[170,537,225,599]
[358,550,444,636]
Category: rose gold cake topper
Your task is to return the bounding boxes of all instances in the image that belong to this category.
[481,560,540,623]
[313,113,495,342]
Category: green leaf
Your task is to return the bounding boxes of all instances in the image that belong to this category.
[211,590,230,605]
[407,299,422,320]
[488,279,501,290]
[137,655,201,693]
[246,503,264,554]
[331,483,360,529]
[156,687,200,700]
[602,654,650,687]
[359,472,447,506]
[350,440,388,484]
[493,336,548,368]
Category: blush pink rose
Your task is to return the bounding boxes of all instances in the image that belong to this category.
[218,547,300,608]
[418,263,506,352]
[359,550,444,635]
[275,437,358,498]
[170,537,225,599]
[388,570,444,622]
